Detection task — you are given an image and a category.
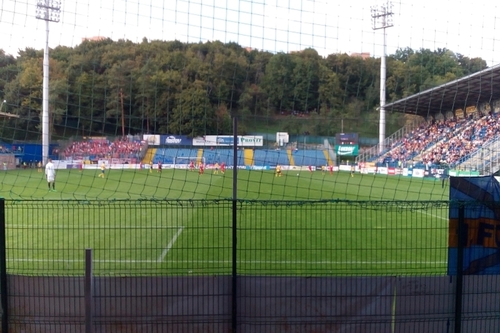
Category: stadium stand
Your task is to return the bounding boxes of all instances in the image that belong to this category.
[372,112,500,169]
[150,148,245,166]
[147,147,334,167]
[63,136,145,162]
[205,149,243,166]
[153,148,177,164]
[202,149,219,164]
[173,148,201,163]
[253,149,290,166]
[292,149,328,166]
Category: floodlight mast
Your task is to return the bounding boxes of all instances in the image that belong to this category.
[371,1,393,154]
[36,0,61,166]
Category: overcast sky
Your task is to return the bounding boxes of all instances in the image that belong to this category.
[0,0,498,65]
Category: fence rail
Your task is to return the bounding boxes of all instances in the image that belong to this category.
[0,199,499,332]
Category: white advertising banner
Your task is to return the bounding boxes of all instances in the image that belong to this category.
[192,135,264,147]
[143,134,160,146]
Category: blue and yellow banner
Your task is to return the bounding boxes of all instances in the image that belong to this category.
[448,176,500,275]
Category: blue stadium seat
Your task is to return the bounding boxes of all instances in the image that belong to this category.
[293,150,327,166]
[253,150,289,166]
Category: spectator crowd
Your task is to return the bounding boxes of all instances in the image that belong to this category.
[379,112,500,168]
[62,136,145,162]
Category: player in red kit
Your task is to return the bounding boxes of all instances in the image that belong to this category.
[189,161,195,171]
[220,162,225,174]
[328,164,333,175]
[199,163,204,175]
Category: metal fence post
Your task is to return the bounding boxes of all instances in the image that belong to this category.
[85,249,94,333]
[454,203,465,333]
[231,116,238,333]
[0,198,8,333]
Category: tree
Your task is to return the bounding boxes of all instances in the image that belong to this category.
[317,65,342,114]
[47,58,69,138]
[152,70,183,134]
[132,57,160,134]
[169,81,214,136]
[261,53,295,112]
[456,53,487,75]
[72,71,104,136]
[104,59,136,135]
[5,57,43,139]
[290,49,321,112]
[0,39,491,142]
[0,50,17,94]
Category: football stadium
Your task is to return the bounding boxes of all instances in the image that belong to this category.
[0,1,499,332]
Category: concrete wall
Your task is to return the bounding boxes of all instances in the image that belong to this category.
[4,275,500,333]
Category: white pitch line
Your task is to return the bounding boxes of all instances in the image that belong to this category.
[157,226,185,262]
[8,258,446,265]
[7,225,184,229]
[417,210,448,221]
[9,258,159,263]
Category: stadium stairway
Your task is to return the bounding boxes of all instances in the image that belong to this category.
[142,148,157,164]
[323,150,333,165]
[244,148,254,166]
[287,149,295,166]
[197,149,204,163]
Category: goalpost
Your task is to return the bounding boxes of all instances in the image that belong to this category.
[174,156,205,169]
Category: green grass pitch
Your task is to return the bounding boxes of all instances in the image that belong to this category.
[0,168,450,276]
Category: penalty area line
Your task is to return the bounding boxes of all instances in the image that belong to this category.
[7,225,185,229]
[7,259,447,265]
[8,258,159,263]
[157,226,185,262]
[416,210,448,221]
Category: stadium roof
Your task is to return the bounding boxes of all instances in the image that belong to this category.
[384,63,500,117]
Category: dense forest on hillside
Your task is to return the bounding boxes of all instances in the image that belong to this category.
[0,38,488,141]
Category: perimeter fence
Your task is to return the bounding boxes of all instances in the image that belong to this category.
[0,199,499,332]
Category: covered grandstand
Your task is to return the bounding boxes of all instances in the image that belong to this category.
[357,62,500,175]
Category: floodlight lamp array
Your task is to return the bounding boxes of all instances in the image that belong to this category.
[36,0,62,22]
[370,1,394,30]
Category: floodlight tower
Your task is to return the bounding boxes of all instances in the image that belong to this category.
[36,0,61,165]
[371,1,393,153]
